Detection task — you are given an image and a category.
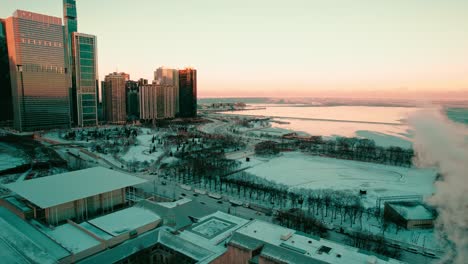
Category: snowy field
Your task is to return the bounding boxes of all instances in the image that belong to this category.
[245,152,436,207]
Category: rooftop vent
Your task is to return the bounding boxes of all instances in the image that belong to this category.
[280,231,293,241]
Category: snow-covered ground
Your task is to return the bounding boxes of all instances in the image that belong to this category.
[245,152,436,207]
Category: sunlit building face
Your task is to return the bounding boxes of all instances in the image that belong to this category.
[5,10,70,131]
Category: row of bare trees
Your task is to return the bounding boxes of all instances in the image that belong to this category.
[270,136,414,167]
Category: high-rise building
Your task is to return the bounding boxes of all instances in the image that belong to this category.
[125,80,139,120]
[178,68,197,118]
[155,67,179,114]
[139,84,175,122]
[0,19,13,125]
[63,0,99,127]
[71,33,98,126]
[103,72,126,124]
[5,10,70,131]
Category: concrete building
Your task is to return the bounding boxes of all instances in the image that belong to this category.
[3,167,146,225]
[178,67,197,118]
[0,18,13,126]
[140,84,176,122]
[4,10,70,131]
[71,33,98,126]
[384,202,435,229]
[104,72,127,124]
[155,67,179,114]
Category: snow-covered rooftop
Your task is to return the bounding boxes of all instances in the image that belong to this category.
[88,207,161,236]
[389,203,434,220]
[78,228,215,264]
[45,223,102,254]
[0,207,70,264]
[157,197,192,208]
[234,220,404,264]
[179,211,249,253]
[5,167,146,208]
[137,199,216,230]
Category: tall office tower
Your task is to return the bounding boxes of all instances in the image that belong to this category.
[103,72,126,124]
[155,67,179,114]
[63,0,99,127]
[5,10,70,131]
[125,80,139,120]
[71,33,98,126]
[63,0,77,124]
[139,84,175,122]
[0,19,13,125]
[178,68,197,118]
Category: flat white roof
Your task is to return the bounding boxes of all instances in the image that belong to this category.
[88,207,161,236]
[45,224,101,254]
[236,220,404,264]
[5,167,146,208]
[389,203,434,220]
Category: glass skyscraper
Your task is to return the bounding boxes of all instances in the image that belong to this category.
[178,68,197,118]
[63,0,98,127]
[5,10,70,131]
[72,33,98,126]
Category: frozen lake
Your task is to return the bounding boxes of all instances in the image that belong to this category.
[225,105,419,148]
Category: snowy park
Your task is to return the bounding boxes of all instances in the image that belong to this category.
[245,152,437,207]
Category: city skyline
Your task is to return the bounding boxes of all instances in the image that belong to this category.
[1,0,467,99]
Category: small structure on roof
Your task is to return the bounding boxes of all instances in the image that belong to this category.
[384,201,435,229]
[3,166,146,225]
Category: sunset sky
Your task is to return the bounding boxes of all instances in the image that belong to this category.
[2,0,468,98]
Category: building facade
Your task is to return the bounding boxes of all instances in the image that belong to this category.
[104,72,127,124]
[154,67,179,114]
[126,80,139,120]
[5,10,70,131]
[140,84,175,122]
[178,68,197,118]
[72,33,98,126]
[0,19,13,125]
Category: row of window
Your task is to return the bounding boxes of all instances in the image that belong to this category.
[20,64,66,74]
[20,38,63,48]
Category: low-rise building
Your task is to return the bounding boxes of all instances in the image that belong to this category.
[3,167,146,225]
[384,201,435,229]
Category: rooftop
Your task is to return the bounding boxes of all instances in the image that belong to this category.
[234,220,404,264]
[43,223,102,254]
[78,228,215,264]
[389,202,434,220]
[5,167,146,208]
[87,206,161,236]
[137,198,216,230]
[0,207,70,264]
[179,211,249,254]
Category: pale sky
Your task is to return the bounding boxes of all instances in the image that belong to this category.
[2,0,468,98]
